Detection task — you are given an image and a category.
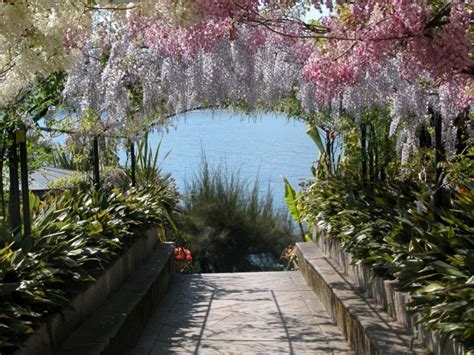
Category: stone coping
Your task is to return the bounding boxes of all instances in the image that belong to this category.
[297,242,430,355]
[312,230,466,355]
[14,228,173,355]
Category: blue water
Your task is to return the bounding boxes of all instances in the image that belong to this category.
[48,110,318,210]
[122,110,318,210]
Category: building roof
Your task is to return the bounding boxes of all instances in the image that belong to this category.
[29,167,77,191]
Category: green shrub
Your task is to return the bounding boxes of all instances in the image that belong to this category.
[178,159,297,273]
[132,134,172,187]
[300,169,474,348]
[47,172,89,191]
[0,185,178,353]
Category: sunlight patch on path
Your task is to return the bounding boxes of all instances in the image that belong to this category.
[131,271,353,354]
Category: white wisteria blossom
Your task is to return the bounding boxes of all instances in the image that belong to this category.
[62,44,105,116]
[326,58,466,161]
[0,1,90,105]
[62,25,304,137]
[61,20,470,162]
[0,0,167,106]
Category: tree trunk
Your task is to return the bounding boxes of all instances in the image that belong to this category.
[92,136,100,190]
[0,136,6,219]
[130,139,136,187]
[360,123,367,182]
[18,129,31,241]
[8,131,22,236]
[325,130,332,175]
[433,110,444,208]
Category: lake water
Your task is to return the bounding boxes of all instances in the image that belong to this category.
[124,110,318,210]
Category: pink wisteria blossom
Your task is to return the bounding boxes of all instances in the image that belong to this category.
[61,0,472,161]
[143,18,234,59]
[298,1,473,109]
[130,1,472,109]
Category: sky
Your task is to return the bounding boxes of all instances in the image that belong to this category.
[304,4,331,22]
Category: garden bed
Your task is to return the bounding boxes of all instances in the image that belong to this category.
[0,183,179,354]
[13,228,171,354]
[307,227,466,355]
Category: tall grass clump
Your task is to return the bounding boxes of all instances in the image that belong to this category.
[179,159,297,273]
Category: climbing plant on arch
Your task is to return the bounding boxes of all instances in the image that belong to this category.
[2,1,472,122]
[0,0,472,350]
[1,0,472,240]
[56,0,472,153]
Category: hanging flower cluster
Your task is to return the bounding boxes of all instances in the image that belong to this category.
[130,0,472,109]
[6,1,469,163]
[300,1,472,111]
[0,0,138,105]
[61,22,305,138]
[124,0,471,160]
[175,247,193,271]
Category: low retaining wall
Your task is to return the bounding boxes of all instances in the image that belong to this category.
[312,227,466,355]
[14,228,163,355]
[297,242,429,354]
[58,242,175,355]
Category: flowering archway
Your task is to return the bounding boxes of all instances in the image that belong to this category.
[1,1,473,350]
[2,0,472,246]
[2,1,471,147]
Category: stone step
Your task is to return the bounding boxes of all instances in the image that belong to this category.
[296,242,431,355]
[58,242,175,355]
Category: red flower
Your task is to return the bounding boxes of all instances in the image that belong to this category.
[175,247,193,271]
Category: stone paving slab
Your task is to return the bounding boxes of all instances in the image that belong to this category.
[131,271,354,354]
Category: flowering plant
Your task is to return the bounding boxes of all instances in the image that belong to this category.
[280,245,298,271]
[58,0,472,162]
[174,247,193,272]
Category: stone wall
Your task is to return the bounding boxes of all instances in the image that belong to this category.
[14,228,169,355]
[312,227,466,355]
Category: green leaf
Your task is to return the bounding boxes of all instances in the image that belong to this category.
[283,177,301,223]
[419,283,444,293]
[431,261,466,278]
[306,126,325,157]
[283,177,306,241]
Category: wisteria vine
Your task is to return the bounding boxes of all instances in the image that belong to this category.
[2,1,471,162]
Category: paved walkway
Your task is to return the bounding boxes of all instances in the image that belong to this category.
[131,271,354,354]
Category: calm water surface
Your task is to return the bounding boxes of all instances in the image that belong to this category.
[127,110,318,210]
